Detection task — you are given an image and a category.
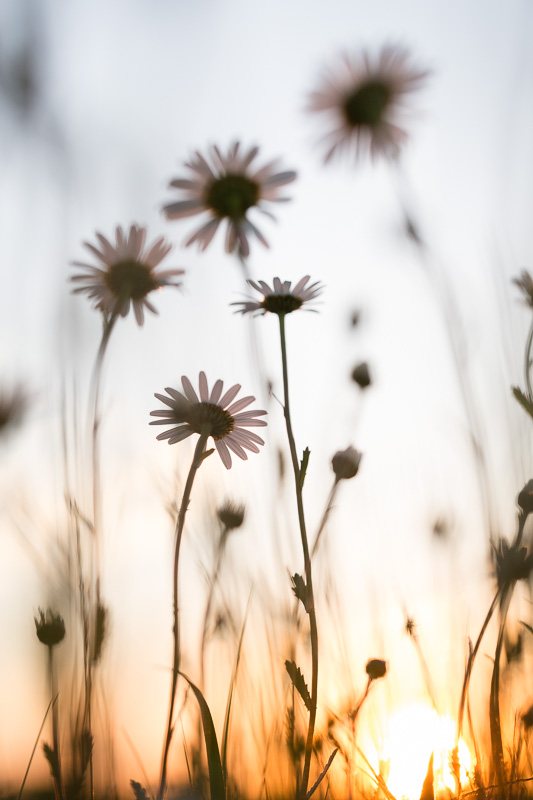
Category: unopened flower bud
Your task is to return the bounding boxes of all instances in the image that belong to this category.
[217,500,245,531]
[35,608,65,647]
[331,446,362,481]
[518,480,533,516]
[366,658,387,681]
[351,362,372,389]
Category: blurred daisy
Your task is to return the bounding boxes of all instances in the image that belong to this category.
[231,276,323,316]
[308,44,429,163]
[0,383,28,437]
[162,142,296,257]
[71,224,185,326]
[150,372,267,469]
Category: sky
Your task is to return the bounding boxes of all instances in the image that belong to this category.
[1,0,533,793]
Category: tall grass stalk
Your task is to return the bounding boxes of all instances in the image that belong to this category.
[158,433,209,800]
[277,313,318,800]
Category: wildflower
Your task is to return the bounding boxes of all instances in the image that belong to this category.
[150,372,267,470]
[0,384,28,437]
[366,658,387,681]
[35,608,65,647]
[71,224,184,325]
[513,270,533,309]
[217,500,246,530]
[351,362,372,389]
[517,479,533,517]
[308,44,429,163]
[163,142,296,257]
[331,446,362,481]
[494,538,533,588]
[232,276,323,316]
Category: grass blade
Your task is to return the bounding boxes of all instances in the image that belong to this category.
[17,696,56,800]
[221,592,252,781]
[179,671,226,800]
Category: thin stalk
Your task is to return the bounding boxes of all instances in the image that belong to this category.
[490,584,513,788]
[524,317,533,401]
[85,312,117,800]
[89,313,117,565]
[457,588,501,744]
[277,313,319,800]
[48,647,64,800]
[195,525,229,784]
[17,697,55,800]
[158,433,209,800]
[311,479,339,560]
[199,525,229,691]
[409,632,438,712]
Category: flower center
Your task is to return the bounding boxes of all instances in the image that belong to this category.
[206,174,260,220]
[343,80,393,127]
[262,294,303,315]
[105,260,157,300]
[185,402,235,439]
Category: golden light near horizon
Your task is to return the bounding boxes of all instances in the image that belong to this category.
[379,706,473,800]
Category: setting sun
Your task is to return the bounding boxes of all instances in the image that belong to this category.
[380,706,473,800]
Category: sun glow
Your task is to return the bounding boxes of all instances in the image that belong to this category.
[380,706,473,800]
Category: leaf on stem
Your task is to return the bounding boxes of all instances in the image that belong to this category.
[130,780,149,800]
[512,386,533,420]
[299,447,310,488]
[285,660,312,711]
[291,573,311,613]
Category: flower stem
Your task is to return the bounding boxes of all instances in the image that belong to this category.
[490,584,513,787]
[85,312,117,800]
[311,478,339,559]
[48,646,64,800]
[158,433,208,800]
[277,313,318,800]
[525,317,533,401]
[457,587,501,745]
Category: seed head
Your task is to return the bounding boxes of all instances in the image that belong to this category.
[331,446,362,481]
[518,480,533,517]
[366,658,387,681]
[35,608,65,647]
[351,362,372,389]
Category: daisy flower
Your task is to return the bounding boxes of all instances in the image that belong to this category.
[308,44,429,163]
[150,372,267,469]
[162,141,296,257]
[231,276,323,316]
[71,224,185,325]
